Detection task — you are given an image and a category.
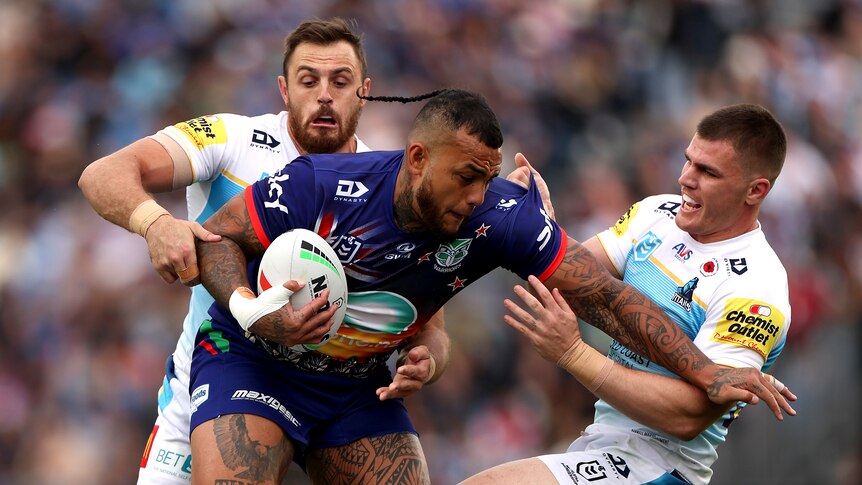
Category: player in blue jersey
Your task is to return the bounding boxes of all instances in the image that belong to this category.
[461,104,796,485]
[192,91,794,484]
[79,18,456,485]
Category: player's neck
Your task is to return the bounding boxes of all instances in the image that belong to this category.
[393,170,424,232]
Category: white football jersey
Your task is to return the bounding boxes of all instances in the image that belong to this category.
[593,194,791,484]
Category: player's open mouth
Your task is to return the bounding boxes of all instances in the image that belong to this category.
[311,116,337,127]
[682,193,701,210]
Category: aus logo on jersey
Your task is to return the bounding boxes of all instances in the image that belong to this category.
[434,239,472,272]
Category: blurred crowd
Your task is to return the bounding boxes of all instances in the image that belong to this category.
[0,0,860,484]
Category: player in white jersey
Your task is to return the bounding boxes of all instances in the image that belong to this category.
[461,104,797,485]
[78,18,447,484]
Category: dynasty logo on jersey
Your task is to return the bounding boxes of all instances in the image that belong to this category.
[174,115,227,149]
[711,298,785,358]
[611,202,640,237]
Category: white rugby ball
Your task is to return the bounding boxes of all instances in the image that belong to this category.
[256,228,347,352]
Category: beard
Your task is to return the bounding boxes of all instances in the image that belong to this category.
[415,174,460,242]
[288,102,362,154]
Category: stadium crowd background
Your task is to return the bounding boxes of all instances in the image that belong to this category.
[0,1,859,484]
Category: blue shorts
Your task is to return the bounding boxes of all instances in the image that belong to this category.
[189,316,416,460]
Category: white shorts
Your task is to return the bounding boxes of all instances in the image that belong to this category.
[137,356,193,484]
[537,424,695,484]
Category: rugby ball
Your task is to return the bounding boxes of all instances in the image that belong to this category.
[256,228,347,352]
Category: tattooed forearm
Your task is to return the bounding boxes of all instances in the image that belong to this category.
[307,432,430,485]
[198,195,265,308]
[553,239,714,382]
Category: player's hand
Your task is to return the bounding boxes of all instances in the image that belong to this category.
[704,366,797,421]
[145,215,221,286]
[503,275,580,362]
[239,281,337,347]
[504,153,555,220]
[376,346,436,401]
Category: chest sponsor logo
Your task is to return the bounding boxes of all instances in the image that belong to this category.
[174,115,227,149]
[190,384,209,413]
[606,453,630,479]
[700,258,719,277]
[385,242,416,260]
[672,242,694,262]
[251,129,281,150]
[656,200,680,218]
[434,238,472,272]
[711,298,785,358]
[335,179,369,201]
[633,231,661,261]
[671,277,698,312]
[611,202,639,237]
[727,257,748,275]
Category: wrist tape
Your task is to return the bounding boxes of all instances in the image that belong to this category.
[129,199,170,237]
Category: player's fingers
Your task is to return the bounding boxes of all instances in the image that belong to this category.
[282,279,306,292]
[527,275,555,306]
[512,284,543,314]
[156,268,179,284]
[551,288,575,317]
[189,222,222,242]
[177,262,200,286]
[503,298,537,329]
[763,373,797,416]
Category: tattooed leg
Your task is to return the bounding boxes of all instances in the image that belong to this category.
[190,413,294,485]
[306,432,430,485]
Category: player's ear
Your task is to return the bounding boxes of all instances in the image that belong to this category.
[278,75,289,105]
[405,142,429,176]
[358,78,370,106]
[745,177,770,206]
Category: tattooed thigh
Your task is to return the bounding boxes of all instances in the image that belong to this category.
[190,413,295,485]
[306,432,430,485]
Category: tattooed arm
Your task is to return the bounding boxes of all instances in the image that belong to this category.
[543,237,795,418]
[197,194,337,347]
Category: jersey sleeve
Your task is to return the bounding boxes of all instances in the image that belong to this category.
[157,113,241,182]
[498,177,567,281]
[694,269,791,371]
[245,156,318,248]
[595,198,650,275]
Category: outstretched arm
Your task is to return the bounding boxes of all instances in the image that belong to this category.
[198,194,336,346]
[78,134,220,285]
[544,238,796,419]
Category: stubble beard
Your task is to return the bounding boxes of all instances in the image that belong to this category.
[415,175,458,242]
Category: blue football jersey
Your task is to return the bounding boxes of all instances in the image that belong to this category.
[210,150,567,360]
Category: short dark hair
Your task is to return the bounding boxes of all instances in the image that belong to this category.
[282,18,367,79]
[696,104,787,185]
[410,89,503,149]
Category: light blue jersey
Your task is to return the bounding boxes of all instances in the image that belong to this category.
[592,195,791,484]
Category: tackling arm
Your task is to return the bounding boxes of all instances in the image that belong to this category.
[78,134,219,285]
[544,237,795,418]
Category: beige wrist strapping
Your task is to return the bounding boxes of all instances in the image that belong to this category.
[557,341,616,393]
[129,199,170,237]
